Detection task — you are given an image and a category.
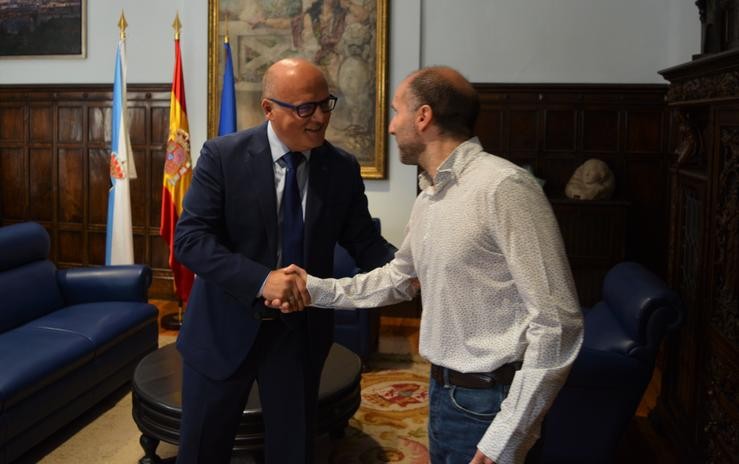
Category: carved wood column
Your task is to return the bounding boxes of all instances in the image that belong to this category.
[656,48,739,463]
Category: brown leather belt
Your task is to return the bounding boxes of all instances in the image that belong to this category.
[431,362,522,389]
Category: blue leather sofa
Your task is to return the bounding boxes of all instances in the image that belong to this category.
[0,222,159,463]
[332,218,389,359]
[527,261,683,463]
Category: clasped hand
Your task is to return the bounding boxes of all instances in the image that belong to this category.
[262,264,309,312]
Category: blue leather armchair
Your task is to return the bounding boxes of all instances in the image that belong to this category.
[332,218,386,359]
[527,261,683,463]
[0,222,158,463]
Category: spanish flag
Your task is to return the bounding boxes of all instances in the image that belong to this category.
[160,14,194,303]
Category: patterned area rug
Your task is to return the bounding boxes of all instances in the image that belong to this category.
[31,339,430,464]
[328,354,430,463]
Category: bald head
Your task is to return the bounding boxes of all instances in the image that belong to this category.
[262,57,328,100]
[404,66,479,140]
[260,57,332,152]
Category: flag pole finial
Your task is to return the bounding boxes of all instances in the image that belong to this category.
[173,12,182,41]
[224,16,229,44]
[118,11,127,40]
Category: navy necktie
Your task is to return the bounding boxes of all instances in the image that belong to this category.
[281,151,304,268]
[278,151,306,326]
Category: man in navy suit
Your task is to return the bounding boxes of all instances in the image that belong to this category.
[173,57,395,463]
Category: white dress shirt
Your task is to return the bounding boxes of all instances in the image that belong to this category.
[307,137,584,463]
[258,122,311,296]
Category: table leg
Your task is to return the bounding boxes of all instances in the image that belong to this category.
[330,421,348,439]
[139,433,164,464]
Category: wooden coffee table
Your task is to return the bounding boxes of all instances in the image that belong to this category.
[131,343,361,463]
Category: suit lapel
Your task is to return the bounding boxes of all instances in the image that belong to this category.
[246,126,279,259]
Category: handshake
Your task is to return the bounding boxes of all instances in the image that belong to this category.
[262,264,311,312]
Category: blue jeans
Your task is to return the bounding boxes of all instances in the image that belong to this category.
[428,374,510,464]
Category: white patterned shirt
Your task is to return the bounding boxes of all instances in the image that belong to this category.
[307,137,583,463]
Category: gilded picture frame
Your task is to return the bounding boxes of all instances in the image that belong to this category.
[207,0,388,179]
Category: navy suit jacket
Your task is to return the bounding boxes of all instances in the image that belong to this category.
[174,123,394,380]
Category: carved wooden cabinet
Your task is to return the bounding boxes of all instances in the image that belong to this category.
[655,48,739,462]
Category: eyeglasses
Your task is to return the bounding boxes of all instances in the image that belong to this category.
[267,94,338,118]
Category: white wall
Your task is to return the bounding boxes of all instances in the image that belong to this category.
[0,0,699,245]
[421,0,700,83]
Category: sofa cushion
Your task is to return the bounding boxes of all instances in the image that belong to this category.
[26,302,158,354]
[0,222,49,272]
[0,261,64,333]
[0,327,95,410]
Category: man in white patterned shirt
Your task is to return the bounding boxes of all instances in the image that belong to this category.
[270,66,584,464]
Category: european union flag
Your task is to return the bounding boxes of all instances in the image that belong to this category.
[218,39,237,136]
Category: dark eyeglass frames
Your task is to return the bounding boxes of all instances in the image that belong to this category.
[267,94,338,118]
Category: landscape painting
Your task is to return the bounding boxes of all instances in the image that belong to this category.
[0,0,86,58]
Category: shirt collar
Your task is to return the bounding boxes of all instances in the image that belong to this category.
[418,137,484,192]
[267,121,312,163]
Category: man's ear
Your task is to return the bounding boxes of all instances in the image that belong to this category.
[261,99,273,119]
[415,104,433,132]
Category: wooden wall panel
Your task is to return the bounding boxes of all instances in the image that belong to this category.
[58,106,83,143]
[88,147,109,224]
[582,110,618,151]
[88,106,109,143]
[544,109,576,151]
[626,111,663,153]
[473,83,669,303]
[509,110,538,151]
[58,148,84,223]
[29,148,53,220]
[0,106,23,141]
[30,105,52,142]
[0,84,174,299]
[0,148,24,218]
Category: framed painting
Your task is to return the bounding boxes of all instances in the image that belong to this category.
[208,0,388,179]
[0,0,86,58]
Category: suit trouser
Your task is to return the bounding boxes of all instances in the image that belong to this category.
[177,319,322,464]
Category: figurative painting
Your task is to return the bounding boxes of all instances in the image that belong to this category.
[208,0,388,178]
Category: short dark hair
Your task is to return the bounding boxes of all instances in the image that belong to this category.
[406,67,480,140]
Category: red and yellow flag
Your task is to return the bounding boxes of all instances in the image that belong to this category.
[160,15,194,303]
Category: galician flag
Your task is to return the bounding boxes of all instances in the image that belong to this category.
[160,14,194,303]
[105,15,137,265]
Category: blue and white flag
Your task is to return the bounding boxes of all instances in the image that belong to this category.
[105,37,137,265]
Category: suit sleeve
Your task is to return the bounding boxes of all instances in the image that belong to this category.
[174,142,271,306]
